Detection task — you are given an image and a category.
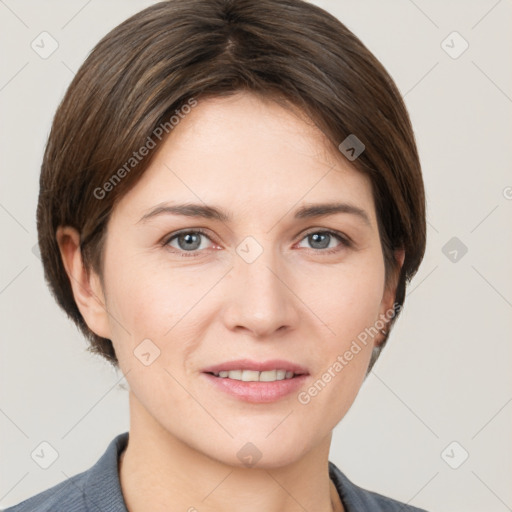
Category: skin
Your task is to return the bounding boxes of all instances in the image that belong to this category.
[57,91,404,512]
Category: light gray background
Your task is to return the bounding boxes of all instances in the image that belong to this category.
[1,1,511,510]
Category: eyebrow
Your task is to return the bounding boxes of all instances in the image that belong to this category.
[138,201,371,227]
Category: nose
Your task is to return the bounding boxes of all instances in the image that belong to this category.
[220,246,301,338]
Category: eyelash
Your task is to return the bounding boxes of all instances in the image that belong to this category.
[162,228,352,258]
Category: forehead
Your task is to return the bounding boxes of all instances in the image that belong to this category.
[113,92,377,226]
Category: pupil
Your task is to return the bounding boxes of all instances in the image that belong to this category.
[311,232,329,249]
[180,233,200,250]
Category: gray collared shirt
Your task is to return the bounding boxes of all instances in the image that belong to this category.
[3,432,428,511]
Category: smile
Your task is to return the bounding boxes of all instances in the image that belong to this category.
[208,369,297,381]
[202,360,309,403]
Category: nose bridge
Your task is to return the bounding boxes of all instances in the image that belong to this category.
[222,236,299,336]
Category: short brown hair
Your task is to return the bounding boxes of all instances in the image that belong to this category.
[37,0,426,368]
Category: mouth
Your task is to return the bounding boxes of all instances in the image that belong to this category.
[201,359,309,403]
[205,369,302,382]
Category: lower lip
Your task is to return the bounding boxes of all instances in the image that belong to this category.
[202,373,309,403]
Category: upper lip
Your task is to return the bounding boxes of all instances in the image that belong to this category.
[202,359,309,375]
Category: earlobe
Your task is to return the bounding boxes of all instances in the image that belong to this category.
[56,226,111,339]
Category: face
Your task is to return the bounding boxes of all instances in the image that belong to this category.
[87,92,400,468]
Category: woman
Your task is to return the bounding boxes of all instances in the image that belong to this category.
[5,0,428,510]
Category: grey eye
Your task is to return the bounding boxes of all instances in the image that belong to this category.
[167,231,210,252]
[298,231,347,251]
[307,232,332,249]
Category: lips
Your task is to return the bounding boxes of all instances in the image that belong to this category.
[201,358,309,375]
[201,358,310,403]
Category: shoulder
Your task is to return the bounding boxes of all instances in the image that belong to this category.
[2,432,129,512]
[1,472,88,512]
[329,461,430,512]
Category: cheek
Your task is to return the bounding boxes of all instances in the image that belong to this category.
[102,254,225,378]
[304,255,386,343]
[104,255,203,337]
[295,256,385,411]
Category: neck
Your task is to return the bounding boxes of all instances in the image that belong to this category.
[119,392,344,512]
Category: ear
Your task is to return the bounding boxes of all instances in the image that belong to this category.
[56,226,112,339]
[376,248,405,340]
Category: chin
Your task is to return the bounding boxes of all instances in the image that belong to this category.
[199,429,315,470]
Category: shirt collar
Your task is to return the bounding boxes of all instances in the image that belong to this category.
[82,431,130,511]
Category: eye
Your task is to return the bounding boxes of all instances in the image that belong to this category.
[296,230,351,254]
[163,228,351,258]
[164,229,215,257]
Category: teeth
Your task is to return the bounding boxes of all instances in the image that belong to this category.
[242,370,260,382]
[227,369,242,380]
[213,369,297,382]
[259,370,277,382]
